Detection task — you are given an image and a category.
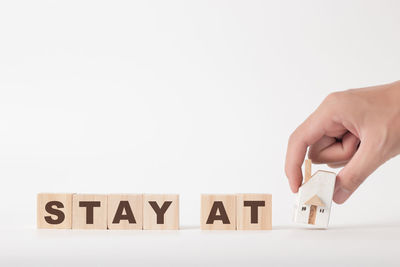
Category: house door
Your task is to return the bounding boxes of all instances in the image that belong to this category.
[308,205,317,224]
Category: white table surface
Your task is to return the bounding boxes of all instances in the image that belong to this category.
[2,221,399,266]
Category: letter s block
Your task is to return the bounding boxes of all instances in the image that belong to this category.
[37,193,73,229]
[72,194,107,230]
[236,194,272,230]
[201,194,236,230]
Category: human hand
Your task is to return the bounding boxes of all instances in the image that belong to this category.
[285,81,400,204]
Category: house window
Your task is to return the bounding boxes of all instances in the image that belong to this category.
[320,209,324,213]
[301,206,306,211]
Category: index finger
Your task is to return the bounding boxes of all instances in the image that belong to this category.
[285,114,325,193]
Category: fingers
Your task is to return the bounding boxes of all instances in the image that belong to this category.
[306,131,371,204]
[308,136,337,161]
[333,138,381,204]
[327,161,348,168]
[285,114,325,193]
[308,132,360,164]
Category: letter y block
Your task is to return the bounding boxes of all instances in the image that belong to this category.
[143,194,179,230]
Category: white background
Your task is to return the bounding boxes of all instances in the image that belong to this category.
[0,0,400,266]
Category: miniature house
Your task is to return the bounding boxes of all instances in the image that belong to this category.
[294,170,336,228]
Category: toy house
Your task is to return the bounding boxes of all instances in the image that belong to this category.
[293,159,336,228]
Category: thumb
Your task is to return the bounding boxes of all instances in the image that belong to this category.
[333,138,381,204]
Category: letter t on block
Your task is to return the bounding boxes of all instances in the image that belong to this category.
[37,193,73,229]
[72,194,108,230]
[236,194,272,230]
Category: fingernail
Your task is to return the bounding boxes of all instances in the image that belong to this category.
[333,188,351,204]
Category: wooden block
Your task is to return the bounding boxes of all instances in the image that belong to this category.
[294,170,336,228]
[143,194,179,230]
[72,194,107,230]
[107,194,143,230]
[37,193,73,229]
[201,194,236,230]
[236,194,272,230]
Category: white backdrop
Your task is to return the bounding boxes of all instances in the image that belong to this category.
[0,0,400,266]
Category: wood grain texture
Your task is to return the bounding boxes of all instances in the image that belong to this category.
[236,193,272,230]
[37,193,73,229]
[107,194,143,230]
[201,194,236,230]
[72,194,107,230]
[143,194,179,230]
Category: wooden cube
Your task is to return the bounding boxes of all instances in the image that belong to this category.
[201,194,236,230]
[108,194,143,230]
[143,194,179,230]
[37,193,73,229]
[72,194,107,230]
[236,194,272,230]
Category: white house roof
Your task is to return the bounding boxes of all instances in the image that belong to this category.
[303,170,336,186]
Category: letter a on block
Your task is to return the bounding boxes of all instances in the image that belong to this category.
[108,194,143,230]
[37,193,73,229]
[72,194,107,229]
[236,194,272,230]
[201,194,236,230]
[143,194,179,230]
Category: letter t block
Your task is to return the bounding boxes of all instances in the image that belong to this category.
[72,194,108,229]
[236,194,272,230]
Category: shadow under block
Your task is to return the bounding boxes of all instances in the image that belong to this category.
[108,194,143,230]
[143,194,179,230]
[37,193,73,229]
[72,194,108,230]
[201,194,236,230]
[236,194,272,230]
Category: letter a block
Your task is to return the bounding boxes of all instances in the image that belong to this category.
[107,194,143,230]
[143,194,179,230]
[201,194,236,230]
[236,194,272,230]
[72,194,107,229]
[37,193,73,229]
